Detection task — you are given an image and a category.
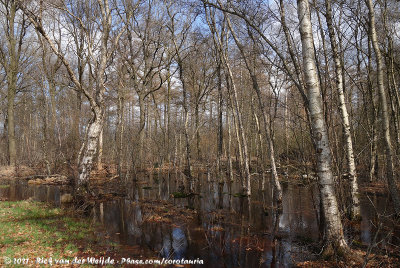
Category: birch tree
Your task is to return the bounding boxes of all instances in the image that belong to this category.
[204,3,251,196]
[297,0,348,256]
[121,0,168,169]
[366,0,400,214]
[165,1,195,192]
[19,0,122,193]
[324,0,360,219]
[225,13,282,204]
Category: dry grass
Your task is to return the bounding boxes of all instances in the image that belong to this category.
[0,165,36,180]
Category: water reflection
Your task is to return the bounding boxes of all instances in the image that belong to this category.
[0,176,398,267]
[84,176,320,267]
[0,180,63,205]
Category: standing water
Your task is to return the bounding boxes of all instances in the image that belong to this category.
[0,175,398,267]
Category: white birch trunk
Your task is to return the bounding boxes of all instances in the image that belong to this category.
[324,0,360,219]
[227,70,251,195]
[78,109,104,188]
[226,15,282,203]
[22,0,117,193]
[116,82,125,178]
[297,0,348,255]
[97,126,103,170]
[366,0,400,214]
[227,109,234,182]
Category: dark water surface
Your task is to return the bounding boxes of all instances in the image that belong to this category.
[0,175,398,267]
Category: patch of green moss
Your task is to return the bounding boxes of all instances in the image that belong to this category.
[171,192,190,198]
[233,193,248,198]
[352,240,363,247]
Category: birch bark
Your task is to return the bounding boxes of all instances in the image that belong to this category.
[297,0,348,254]
[21,0,117,192]
[324,0,360,219]
[204,4,251,195]
[366,0,400,214]
[226,16,282,203]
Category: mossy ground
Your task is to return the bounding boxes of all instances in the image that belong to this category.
[0,200,115,267]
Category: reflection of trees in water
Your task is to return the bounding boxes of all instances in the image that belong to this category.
[172,228,188,258]
[279,184,318,240]
[0,182,62,204]
[161,230,172,258]
[5,178,400,266]
[160,227,188,260]
[126,201,143,239]
[89,182,400,265]
[103,201,121,235]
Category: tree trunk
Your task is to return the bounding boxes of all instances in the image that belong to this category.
[227,109,234,182]
[325,0,360,219]
[77,0,112,191]
[183,87,193,192]
[366,0,400,214]
[216,62,224,181]
[226,16,282,203]
[385,32,400,154]
[97,126,103,170]
[195,103,201,161]
[166,64,171,164]
[297,0,348,256]
[253,109,266,190]
[138,93,146,169]
[4,1,19,167]
[366,35,378,182]
[226,67,251,196]
[117,90,125,178]
[7,82,16,167]
[176,59,193,192]
[78,107,104,190]
[204,6,251,194]
[284,89,289,167]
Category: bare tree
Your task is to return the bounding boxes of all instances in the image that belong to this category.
[20,0,123,193]
[120,0,168,170]
[204,3,251,196]
[224,13,282,204]
[165,1,196,192]
[324,0,360,219]
[0,0,28,166]
[366,0,400,214]
[297,0,348,256]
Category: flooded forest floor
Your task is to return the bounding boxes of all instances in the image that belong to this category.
[0,165,399,267]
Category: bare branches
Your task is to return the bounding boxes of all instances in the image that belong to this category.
[18,2,86,93]
[202,0,307,102]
